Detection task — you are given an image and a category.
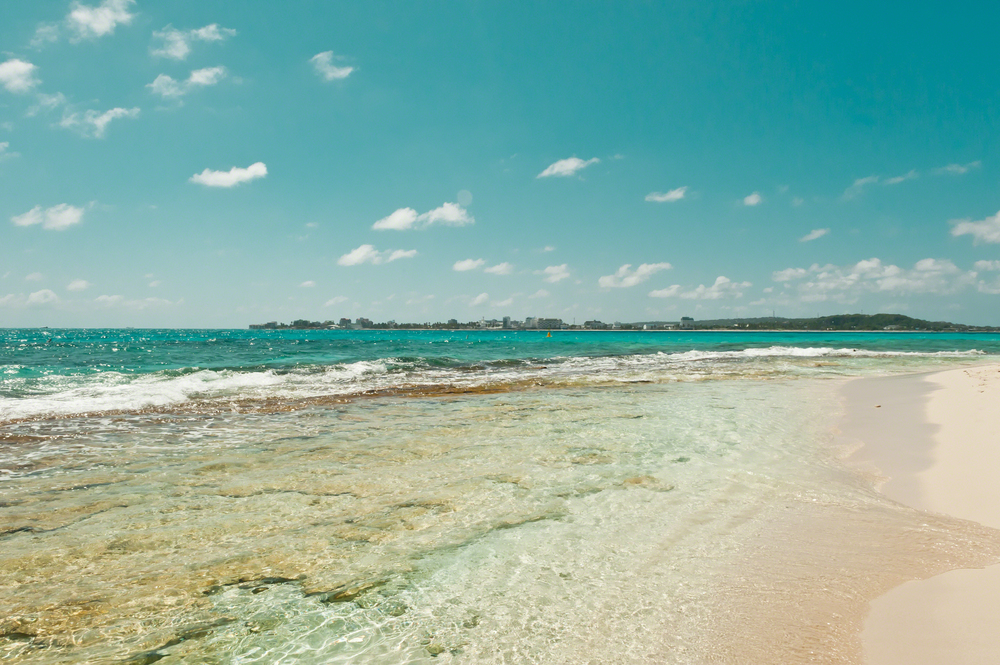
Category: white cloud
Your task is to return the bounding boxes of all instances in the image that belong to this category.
[0,59,41,94]
[151,24,236,60]
[843,175,879,200]
[148,280,161,288]
[470,292,489,306]
[60,106,139,138]
[31,23,61,48]
[649,276,752,300]
[26,92,66,116]
[453,258,485,271]
[542,246,555,253]
[771,257,977,302]
[884,170,918,185]
[0,58,41,94]
[529,289,549,299]
[67,279,90,291]
[325,296,348,306]
[11,203,85,230]
[743,192,763,206]
[645,187,687,203]
[974,260,1000,271]
[190,162,267,188]
[67,0,135,41]
[951,210,1000,244]
[493,297,514,307]
[792,197,805,206]
[598,262,672,288]
[311,51,354,80]
[373,203,473,230]
[94,294,179,309]
[799,228,829,242]
[25,272,44,282]
[148,66,227,99]
[0,142,18,161]
[27,289,58,305]
[537,157,599,178]
[935,161,981,175]
[337,244,417,266]
[299,281,316,288]
[484,262,513,275]
[538,264,570,283]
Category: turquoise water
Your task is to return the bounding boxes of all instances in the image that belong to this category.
[3,330,1000,663]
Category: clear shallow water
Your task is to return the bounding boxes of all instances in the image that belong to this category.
[3,330,1000,663]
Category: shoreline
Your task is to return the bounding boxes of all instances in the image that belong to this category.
[842,363,1000,664]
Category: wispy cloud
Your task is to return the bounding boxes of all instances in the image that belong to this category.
[598,263,671,288]
[645,187,687,203]
[67,279,91,291]
[743,192,762,206]
[94,294,180,309]
[148,66,227,99]
[934,161,981,175]
[537,157,599,178]
[67,0,135,41]
[484,262,513,275]
[884,170,918,185]
[951,210,1000,244]
[299,281,316,288]
[151,24,236,60]
[799,228,829,242]
[337,244,417,266]
[770,257,977,302]
[190,162,267,188]
[453,258,485,271]
[25,272,44,282]
[11,203,85,230]
[0,142,19,161]
[311,51,354,80]
[649,276,751,300]
[373,202,474,230]
[469,292,489,306]
[537,264,570,283]
[324,296,348,306]
[529,289,549,299]
[842,175,879,200]
[60,106,139,138]
[0,59,41,94]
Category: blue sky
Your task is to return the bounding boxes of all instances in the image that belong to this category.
[2,1,1000,327]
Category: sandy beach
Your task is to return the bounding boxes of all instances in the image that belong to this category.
[844,363,1000,664]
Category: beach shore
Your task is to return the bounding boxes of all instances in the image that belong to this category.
[843,363,1000,664]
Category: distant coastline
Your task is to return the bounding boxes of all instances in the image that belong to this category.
[249,313,1000,333]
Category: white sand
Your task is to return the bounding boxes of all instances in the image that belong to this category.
[856,364,1000,665]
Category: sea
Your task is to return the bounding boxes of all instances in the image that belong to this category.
[4,328,1000,664]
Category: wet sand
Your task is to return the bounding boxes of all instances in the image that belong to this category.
[844,364,1000,664]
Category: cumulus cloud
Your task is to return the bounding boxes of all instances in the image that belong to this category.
[884,170,918,185]
[148,66,227,99]
[373,202,473,230]
[470,292,489,306]
[0,59,41,94]
[12,203,85,230]
[598,263,672,288]
[537,157,599,178]
[974,260,1000,271]
[484,262,513,275]
[27,289,58,305]
[60,106,139,138]
[67,279,91,291]
[453,258,485,271]
[799,228,829,242]
[337,244,416,266]
[151,24,236,60]
[842,175,879,200]
[311,51,354,80]
[771,257,977,302]
[190,162,267,187]
[935,161,981,175]
[645,187,687,203]
[743,192,763,206]
[67,0,135,41]
[950,210,1000,244]
[649,276,752,300]
[537,264,570,283]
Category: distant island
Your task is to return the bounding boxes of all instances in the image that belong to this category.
[250,313,999,332]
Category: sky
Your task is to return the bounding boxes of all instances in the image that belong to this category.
[2,0,1000,328]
